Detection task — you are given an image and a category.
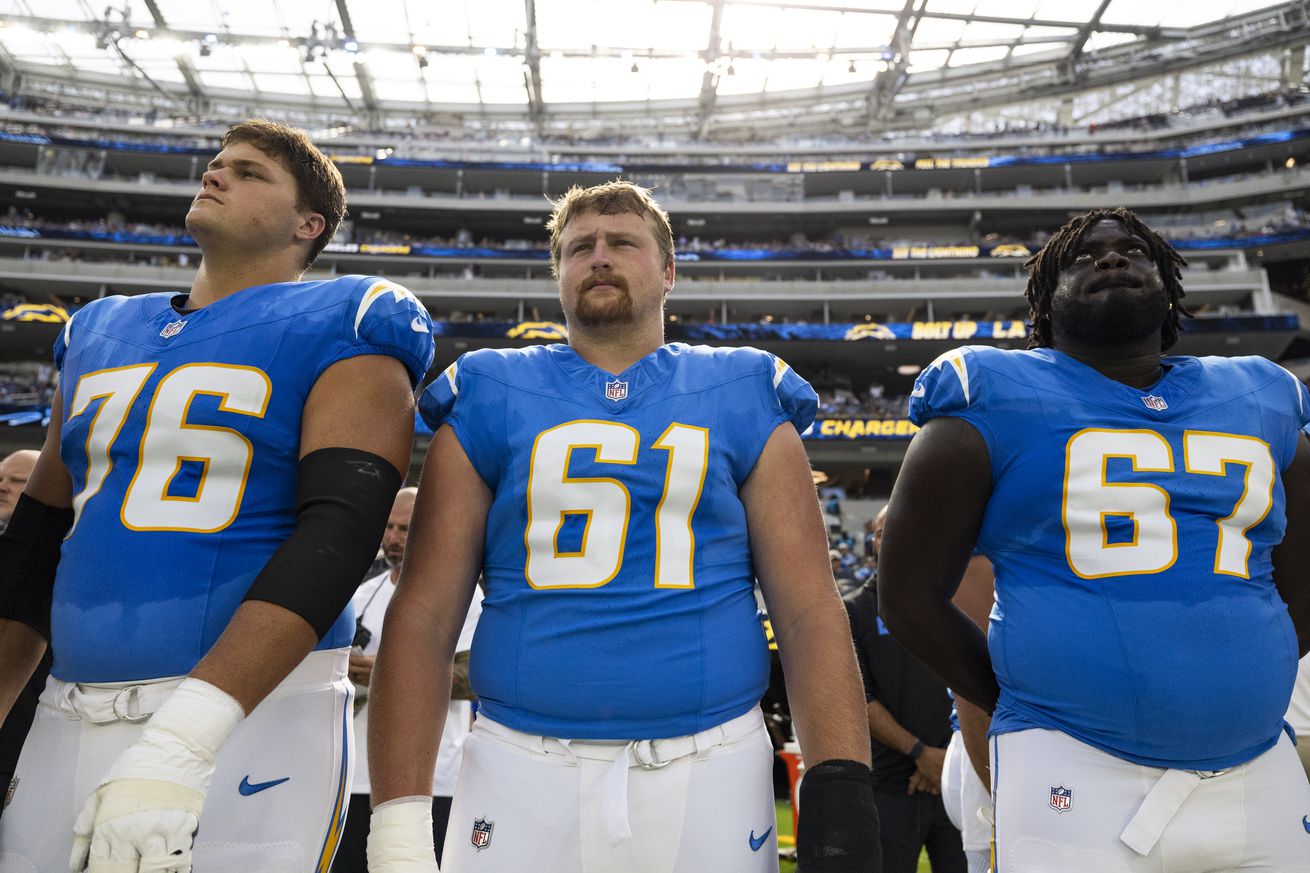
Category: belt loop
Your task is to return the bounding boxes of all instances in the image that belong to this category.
[692,726,716,758]
[56,681,79,721]
[553,737,580,765]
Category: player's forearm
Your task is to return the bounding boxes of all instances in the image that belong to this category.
[881,592,998,713]
[0,618,46,721]
[956,696,992,794]
[368,604,451,803]
[777,598,872,767]
[190,600,318,714]
[1272,441,1310,656]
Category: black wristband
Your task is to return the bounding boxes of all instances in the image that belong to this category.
[0,492,74,640]
[908,739,925,761]
[243,447,403,639]
[796,759,882,873]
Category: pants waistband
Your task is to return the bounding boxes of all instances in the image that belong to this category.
[474,708,765,847]
[47,648,349,725]
[473,708,765,768]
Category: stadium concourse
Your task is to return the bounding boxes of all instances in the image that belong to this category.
[0,2,1307,872]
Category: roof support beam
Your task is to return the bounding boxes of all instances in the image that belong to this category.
[661,0,1166,36]
[335,0,378,114]
[522,0,546,140]
[695,0,726,139]
[866,0,924,125]
[142,0,206,100]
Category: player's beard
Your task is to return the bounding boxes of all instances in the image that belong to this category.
[572,275,635,328]
[1050,281,1169,348]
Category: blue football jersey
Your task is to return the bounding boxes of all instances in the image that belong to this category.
[910,347,1310,769]
[52,276,434,682]
[421,342,817,739]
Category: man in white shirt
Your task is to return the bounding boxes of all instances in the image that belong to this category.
[332,487,483,872]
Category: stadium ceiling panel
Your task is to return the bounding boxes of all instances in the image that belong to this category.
[0,0,1303,137]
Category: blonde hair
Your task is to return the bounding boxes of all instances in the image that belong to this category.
[546,180,674,277]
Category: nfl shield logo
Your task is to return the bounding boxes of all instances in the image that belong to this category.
[160,320,187,339]
[4,776,16,810]
[605,380,628,402]
[471,817,494,851]
[1049,785,1072,813]
[1141,394,1168,411]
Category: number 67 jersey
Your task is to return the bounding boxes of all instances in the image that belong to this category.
[910,346,1310,771]
[50,277,434,683]
[421,343,817,741]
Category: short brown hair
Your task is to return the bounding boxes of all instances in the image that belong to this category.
[221,120,346,269]
[546,181,674,277]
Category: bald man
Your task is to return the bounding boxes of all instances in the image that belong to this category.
[0,448,46,819]
[332,488,483,873]
[0,450,38,531]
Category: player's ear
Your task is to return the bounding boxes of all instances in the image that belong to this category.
[295,211,327,244]
[663,258,675,297]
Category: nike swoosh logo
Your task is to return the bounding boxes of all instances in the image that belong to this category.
[239,775,290,796]
[749,827,773,851]
[410,316,430,333]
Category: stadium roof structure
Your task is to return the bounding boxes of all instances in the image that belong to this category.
[0,0,1306,141]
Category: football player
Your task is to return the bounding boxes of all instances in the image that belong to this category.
[365,181,881,872]
[0,120,434,872]
[878,208,1310,872]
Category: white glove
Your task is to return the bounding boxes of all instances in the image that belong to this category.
[71,678,245,873]
[367,796,440,873]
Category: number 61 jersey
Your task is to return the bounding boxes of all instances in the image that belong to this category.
[421,343,817,740]
[51,276,434,683]
[910,346,1310,770]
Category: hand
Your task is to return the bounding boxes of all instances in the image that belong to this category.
[368,797,439,872]
[906,770,939,796]
[913,745,946,794]
[70,679,244,873]
[796,759,882,873]
[349,652,377,687]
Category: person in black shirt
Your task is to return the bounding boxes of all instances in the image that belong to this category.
[0,449,44,821]
[843,505,966,873]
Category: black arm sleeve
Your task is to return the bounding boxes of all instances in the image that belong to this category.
[0,493,74,641]
[243,447,403,639]
[796,759,882,873]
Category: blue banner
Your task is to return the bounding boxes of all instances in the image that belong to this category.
[5,125,1306,175]
[13,224,1309,262]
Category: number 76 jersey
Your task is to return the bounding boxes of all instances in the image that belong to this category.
[910,346,1310,770]
[50,276,434,683]
[421,342,817,740]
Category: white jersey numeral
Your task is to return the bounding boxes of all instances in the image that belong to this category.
[1182,431,1277,577]
[67,363,271,534]
[1063,428,1274,579]
[525,420,710,590]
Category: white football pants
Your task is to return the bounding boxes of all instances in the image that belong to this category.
[991,728,1310,873]
[440,708,778,873]
[0,649,354,873]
